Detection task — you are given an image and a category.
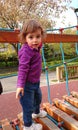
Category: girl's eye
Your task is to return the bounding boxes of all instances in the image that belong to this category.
[36,35,41,38]
[29,36,33,39]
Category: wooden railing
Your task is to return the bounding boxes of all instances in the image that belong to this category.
[56,65,78,82]
[0,30,78,43]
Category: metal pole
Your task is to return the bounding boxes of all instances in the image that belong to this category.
[74,8,78,55]
[74,8,78,25]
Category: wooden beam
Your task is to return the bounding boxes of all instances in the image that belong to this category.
[35,117,60,130]
[45,33,78,43]
[1,119,13,130]
[43,103,78,130]
[63,95,78,108]
[17,113,23,130]
[53,98,78,120]
[71,91,78,98]
[0,31,19,43]
[0,30,78,43]
[17,112,60,130]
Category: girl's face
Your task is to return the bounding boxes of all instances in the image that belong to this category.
[25,29,42,50]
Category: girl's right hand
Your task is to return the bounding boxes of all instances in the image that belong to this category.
[16,87,24,99]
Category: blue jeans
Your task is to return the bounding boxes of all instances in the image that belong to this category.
[20,82,42,127]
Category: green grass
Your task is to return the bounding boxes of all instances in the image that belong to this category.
[0,67,18,77]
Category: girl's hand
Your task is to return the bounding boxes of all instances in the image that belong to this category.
[16,87,24,99]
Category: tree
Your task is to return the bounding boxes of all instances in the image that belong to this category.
[0,0,72,54]
[43,43,55,61]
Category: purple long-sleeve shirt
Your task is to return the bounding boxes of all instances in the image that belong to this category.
[17,43,42,88]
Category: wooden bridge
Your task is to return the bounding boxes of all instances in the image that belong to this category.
[0,91,78,130]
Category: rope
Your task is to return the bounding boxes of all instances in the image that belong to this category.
[42,44,52,104]
[0,28,14,31]
[46,25,77,32]
[75,29,78,54]
[60,43,70,96]
[0,25,77,32]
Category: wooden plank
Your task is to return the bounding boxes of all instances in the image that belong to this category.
[35,117,60,130]
[44,33,78,43]
[43,103,78,130]
[1,119,13,130]
[53,98,78,120]
[71,91,78,99]
[11,118,20,130]
[0,31,78,43]
[0,121,2,130]
[17,113,23,130]
[0,31,19,43]
[63,95,78,108]
[17,112,60,130]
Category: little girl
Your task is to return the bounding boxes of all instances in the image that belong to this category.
[16,20,47,130]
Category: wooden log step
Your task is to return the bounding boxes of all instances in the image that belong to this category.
[18,112,60,130]
[71,91,78,99]
[1,119,14,130]
[0,120,3,130]
[53,98,78,120]
[34,117,60,130]
[17,113,23,130]
[43,103,78,130]
[63,95,78,108]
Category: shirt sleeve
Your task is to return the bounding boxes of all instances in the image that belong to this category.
[17,47,32,88]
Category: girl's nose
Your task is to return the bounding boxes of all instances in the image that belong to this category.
[33,38,37,43]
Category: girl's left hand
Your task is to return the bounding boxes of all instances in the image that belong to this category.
[16,87,24,99]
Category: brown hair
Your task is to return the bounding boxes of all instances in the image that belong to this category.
[18,19,46,44]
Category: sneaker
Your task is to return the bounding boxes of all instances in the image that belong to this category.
[23,123,42,130]
[32,110,47,119]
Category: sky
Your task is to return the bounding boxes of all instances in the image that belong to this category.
[70,0,78,8]
[55,0,78,28]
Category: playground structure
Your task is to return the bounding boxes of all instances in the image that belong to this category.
[0,26,78,129]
